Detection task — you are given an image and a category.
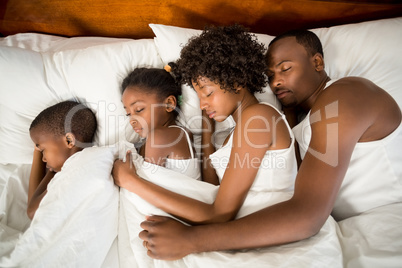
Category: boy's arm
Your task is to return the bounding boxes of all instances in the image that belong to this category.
[201,110,219,185]
[28,149,46,203]
[27,149,55,219]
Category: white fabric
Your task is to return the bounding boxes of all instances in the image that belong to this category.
[294,110,402,220]
[337,202,402,268]
[1,17,402,267]
[210,102,296,196]
[292,78,402,220]
[0,35,163,164]
[118,149,342,268]
[0,147,119,267]
[149,23,281,149]
[165,125,201,180]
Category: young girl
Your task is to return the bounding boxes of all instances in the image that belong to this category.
[113,25,297,225]
[119,67,200,180]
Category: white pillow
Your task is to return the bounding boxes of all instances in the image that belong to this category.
[0,47,57,164]
[0,36,164,164]
[42,38,164,147]
[0,147,119,267]
[149,24,281,142]
[312,17,402,107]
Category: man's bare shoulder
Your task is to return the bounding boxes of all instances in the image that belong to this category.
[313,77,385,111]
[311,76,401,143]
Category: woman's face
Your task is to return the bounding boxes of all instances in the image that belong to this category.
[122,86,167,138]
[192,77,242,122]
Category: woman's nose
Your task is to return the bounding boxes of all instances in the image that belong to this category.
[130,119,137,126]
[200,99,208,110]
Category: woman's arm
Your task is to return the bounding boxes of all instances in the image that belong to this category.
[138,84,376,260]
[200,110,219,185]
[27,149,55,219]
[113,105,280,224]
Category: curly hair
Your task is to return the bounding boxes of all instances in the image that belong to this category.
[171,24,268,94]
[29,100,97,145]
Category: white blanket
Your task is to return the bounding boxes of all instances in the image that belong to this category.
[0,147,119,267]
[118,150,343,268]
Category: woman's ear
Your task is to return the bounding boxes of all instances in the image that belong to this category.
[313,53,325,71]
[165,95,177,112]
[65,133,76,149]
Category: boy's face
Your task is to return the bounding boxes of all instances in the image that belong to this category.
[30,128,74,172]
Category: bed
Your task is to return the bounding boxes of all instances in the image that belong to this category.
[1,1,402,267]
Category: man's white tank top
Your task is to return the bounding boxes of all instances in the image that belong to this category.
[292,79,402,220]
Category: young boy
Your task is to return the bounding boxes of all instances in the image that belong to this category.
[27,100,97,219]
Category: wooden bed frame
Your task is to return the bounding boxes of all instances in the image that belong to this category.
[1,0,402,39]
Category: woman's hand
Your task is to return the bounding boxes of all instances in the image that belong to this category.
[139,215,195,260]
[112,150,138,188]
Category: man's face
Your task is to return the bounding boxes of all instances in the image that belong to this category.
[266,37,318,108]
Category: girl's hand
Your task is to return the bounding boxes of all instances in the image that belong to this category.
[112,150,137,188]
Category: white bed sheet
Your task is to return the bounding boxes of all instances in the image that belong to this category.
[1,17,402,267]
[117,149,343,268]
[0,147,119,267]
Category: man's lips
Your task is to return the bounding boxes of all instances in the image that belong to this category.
[275,89,290,99]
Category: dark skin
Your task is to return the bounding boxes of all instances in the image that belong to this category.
[137,36,401,260]
[113,77,291,226]
[28,128,80,219]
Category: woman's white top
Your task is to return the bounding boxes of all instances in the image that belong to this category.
[209,102,297,195]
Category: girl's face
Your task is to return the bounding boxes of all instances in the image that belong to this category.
[192,77,242,122]
[122,86,168,138]
[30,128,73,172]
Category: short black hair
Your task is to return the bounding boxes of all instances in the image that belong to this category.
[269,29,324,58]
[171,24,268,94]
[29,100,97,145]
[122,67,182,115]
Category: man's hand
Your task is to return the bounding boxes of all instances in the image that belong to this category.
[139,215,195,260]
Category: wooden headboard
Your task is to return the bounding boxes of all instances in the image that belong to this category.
[1,0,402,39]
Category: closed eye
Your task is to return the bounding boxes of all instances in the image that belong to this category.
[206,91,213,97]
[135,108,144,113]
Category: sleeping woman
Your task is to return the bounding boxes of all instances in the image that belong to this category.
[112,24,297,225]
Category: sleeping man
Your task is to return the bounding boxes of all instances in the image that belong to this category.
[137,29,402,260]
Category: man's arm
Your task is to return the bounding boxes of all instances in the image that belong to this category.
[139,84,371,260]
